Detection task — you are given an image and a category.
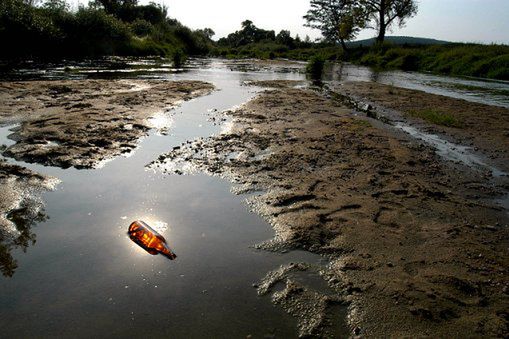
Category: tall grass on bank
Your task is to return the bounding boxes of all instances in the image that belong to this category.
[212,40,509,81]
[347,43,509,80]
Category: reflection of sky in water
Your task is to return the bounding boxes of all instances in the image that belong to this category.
[0,60,326,337]
[147,111,174,135]
[1,58,507,336]
[326,63,509,108]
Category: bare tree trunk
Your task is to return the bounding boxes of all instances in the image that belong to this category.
[376,0,386,44]
[340,39,349,51]
[377,24,386,44]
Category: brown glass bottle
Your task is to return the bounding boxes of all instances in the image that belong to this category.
[128,220,177,260]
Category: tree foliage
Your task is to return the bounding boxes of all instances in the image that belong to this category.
[360,0,418,43]
[304,0,418,46]
[304,0,363,50]
[218,20,277,47]
[0,0,214,59]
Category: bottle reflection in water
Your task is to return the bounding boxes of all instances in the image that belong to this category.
[128,220,177,260]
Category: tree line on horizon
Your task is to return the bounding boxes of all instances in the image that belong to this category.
[0,0,507,80]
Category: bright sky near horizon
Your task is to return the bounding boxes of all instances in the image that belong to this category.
[71,0,509,44]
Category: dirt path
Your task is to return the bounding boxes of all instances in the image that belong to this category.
[0,80,214,169]
[150,84,509,337]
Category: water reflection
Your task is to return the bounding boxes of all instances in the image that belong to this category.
[0,206,48,277]
[325,62,509,108]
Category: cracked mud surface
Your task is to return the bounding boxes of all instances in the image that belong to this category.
[150,84,509,337]
[0,80,214,169]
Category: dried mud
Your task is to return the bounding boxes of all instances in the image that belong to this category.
[150,84,509,337]
[0,80,214,169]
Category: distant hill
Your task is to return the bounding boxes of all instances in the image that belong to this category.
[347,36,451,47]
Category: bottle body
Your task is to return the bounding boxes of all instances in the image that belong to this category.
[128,220,177,260]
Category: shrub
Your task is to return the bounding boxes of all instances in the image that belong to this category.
[130,19,153,37]
[172,49,187,67]
[70,8,131,56]
[307,54,326,79]
[0,0,63,58]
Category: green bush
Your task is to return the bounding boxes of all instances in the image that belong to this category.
[172,49,187,67]
[0,0,206,59]
[0,0,63,58]
[130,19,153,37]
[307,54,326,79]
[70,8,131,56]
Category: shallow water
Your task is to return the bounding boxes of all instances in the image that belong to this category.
[326,63,509,108]
[395,124,507,177]
[1,58,508,337]
[0,60,335,337]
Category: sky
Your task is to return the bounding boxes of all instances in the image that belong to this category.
[71,0,509,44]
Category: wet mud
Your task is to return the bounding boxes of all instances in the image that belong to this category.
[0,80,214,169]
[150,84,509,337]
[244,80,305,89]
[337,81,509,173]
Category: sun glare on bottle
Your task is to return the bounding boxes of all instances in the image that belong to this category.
[128,220,176,260]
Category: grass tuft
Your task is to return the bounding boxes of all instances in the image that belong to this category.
[408,109,462,128]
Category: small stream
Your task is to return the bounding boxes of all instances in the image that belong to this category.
[1,58,508,336]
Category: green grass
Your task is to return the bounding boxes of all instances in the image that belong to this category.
[350,43,509,80]
[408,109,462,128]
[211,41,509,81]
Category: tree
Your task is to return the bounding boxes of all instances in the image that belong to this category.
[23,0,41,6]
[304,0,363,50]
[218,20,276,47]
[198,28,215,40]
[360,0,417,43]
[43,0,68,12]
[92,0,137,16]
[276,30,294,47]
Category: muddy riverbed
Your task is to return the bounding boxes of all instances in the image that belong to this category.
[0,59,508,337]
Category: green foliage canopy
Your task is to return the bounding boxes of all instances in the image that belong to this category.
[360,0,418,43]
[0,0,214,59]
[304,0,364,50]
